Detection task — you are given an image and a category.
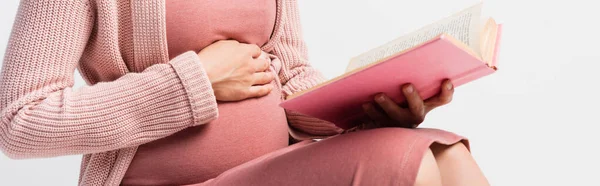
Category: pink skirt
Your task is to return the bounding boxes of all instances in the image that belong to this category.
[124,126,467,186]
[192,127,468,186]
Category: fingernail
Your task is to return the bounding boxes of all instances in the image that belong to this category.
[404,85,413,93]
[446,82,453,90]
[376,95,385,103]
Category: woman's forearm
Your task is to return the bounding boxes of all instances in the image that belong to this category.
[0,0,218,159]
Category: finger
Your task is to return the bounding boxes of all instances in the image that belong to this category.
[362,103,387,122]
[257,50,269,60]
[252,58,270,72]
[218,40,239,45]
[374,94,414,128]
[252,72,274,85]
[243,44,262,58]
[425,79,454,113]
[246,84,273,98]
[402,84,426,122]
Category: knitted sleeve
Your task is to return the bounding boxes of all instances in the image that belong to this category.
[272,0,344,141]
[0,0,218,159]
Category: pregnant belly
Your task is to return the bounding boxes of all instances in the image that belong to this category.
[122,65,289,186]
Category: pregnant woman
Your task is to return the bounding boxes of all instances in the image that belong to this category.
[0,0,489,185]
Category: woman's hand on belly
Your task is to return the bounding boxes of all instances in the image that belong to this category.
[198,40,275,101]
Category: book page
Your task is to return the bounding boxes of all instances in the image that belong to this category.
[345,3,483,72]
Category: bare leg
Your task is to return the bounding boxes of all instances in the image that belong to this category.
[430,142,490,186]
[414,148,443,186]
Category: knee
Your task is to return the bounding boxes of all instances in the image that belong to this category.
[430,141,470,159]
[340,128,441,185]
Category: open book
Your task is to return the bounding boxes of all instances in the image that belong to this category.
[280,3,503,129]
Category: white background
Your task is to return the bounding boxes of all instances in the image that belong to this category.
[1,0,599,185]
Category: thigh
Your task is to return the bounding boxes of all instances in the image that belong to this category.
[191,128,464,186]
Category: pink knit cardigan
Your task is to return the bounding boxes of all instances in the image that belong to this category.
[0,0,343,185]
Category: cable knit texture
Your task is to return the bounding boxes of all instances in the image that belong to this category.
[0,0,342,185]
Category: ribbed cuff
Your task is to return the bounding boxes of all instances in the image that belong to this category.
[286,110,343,141]
[169,51,218,126]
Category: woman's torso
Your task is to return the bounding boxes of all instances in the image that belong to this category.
[122,1,290,185]
[165,0,277,59]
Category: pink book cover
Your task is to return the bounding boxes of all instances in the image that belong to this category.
[280,25,503,129]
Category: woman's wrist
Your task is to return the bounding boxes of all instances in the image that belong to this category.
[196,56,215,84]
